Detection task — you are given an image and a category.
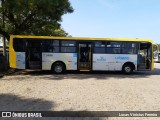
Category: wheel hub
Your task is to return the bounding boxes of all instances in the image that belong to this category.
[55,65,62,73]
[125,66,131,72]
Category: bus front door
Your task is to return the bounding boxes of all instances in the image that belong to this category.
[138,42,152,70]
[78,43,92,71]
[26,40,42,69]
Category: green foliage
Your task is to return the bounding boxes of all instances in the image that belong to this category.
[153,44,158,53]
[153,44,160,53]
[0,0,73,39]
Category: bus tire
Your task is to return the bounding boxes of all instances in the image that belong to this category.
[122,64,133,74]
[52,62,65,74]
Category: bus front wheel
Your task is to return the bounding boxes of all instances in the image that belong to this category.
[122,64,133,74]
[52,62,65,74]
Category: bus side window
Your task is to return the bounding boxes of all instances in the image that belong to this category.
[93,41,106,53]
[106,42,121,54]
[121,42,137,54]
[61,40,76,53]
[13,38,26,52]
[42,40,60,53]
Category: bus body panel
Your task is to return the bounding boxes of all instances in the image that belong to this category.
[9,36,16,68]
[9,49,16,69]
[16,52,26,69]
[42,53,77,70]
[93,54,137,71]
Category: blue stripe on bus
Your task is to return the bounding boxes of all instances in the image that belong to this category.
[73,53,77,58]
[134,60,138,63]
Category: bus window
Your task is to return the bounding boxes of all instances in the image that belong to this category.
[95,41,105,47]
[106,42,121,54]
[42,40,60,53]
[61,41,76,46]
[121,42,137,54]
[13,38,26,52]
[107,42,121,47]
[61,41,76,53]
[61,47,76,53]
[94,41,105,53]
[94,48,105,53]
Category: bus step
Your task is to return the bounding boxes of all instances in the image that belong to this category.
[29,61,41,69]
[137,69,150,71]
[29,65,41,69]
[79,70,90,72]
[138,66,147,69]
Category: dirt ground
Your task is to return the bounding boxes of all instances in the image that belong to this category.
[0,63,160,120]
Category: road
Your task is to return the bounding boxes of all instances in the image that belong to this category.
[0,63,160,120]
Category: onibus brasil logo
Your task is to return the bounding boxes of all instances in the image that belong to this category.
[1,112,42,118]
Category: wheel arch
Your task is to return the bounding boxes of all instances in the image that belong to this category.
[122,62,136,71]
[51,61,66,71]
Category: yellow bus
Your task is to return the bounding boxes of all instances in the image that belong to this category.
[9,35,154,74]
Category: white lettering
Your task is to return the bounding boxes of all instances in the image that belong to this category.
[28,113,42,117]
[145,113,157,117]
[119,113,129,117]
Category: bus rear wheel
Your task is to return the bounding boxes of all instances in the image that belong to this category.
[52,62,65,74]
[122,64,133,74]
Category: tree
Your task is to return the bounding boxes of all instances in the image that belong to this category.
[0,0,73,40]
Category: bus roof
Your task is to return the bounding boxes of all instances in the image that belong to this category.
[10,35,153,43]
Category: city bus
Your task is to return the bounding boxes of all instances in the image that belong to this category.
[9,35,154,74]
[153,44,160,62]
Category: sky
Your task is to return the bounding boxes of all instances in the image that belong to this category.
[62,0,160,44]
